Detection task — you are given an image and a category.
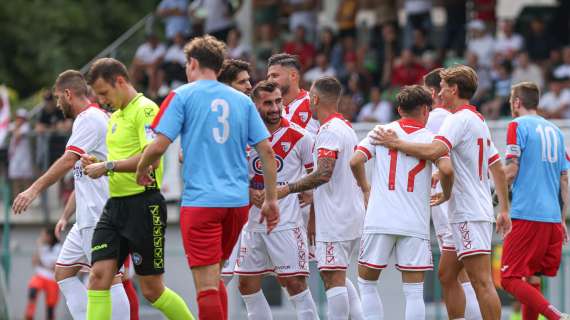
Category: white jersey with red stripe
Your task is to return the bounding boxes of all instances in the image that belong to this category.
[65,105,110,230]
[313,114,365,242]
[284,89,319,136]
[248,118,314,232]
[434,105,500,223]
[357,119,437,239]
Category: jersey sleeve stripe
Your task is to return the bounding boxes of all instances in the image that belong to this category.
[488,153,501,165]
[151,91,176,129]
[506,121,518,145]
[65,145,85,155]
[317,148,338,159]
[356,146,373,160]
[434,136,452,151]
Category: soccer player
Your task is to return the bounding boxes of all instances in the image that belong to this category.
[218,59,253,95]
[267,53,319,135]
[82,58,193,320]
[501,82,569,320]
[235,80,318,320]
[351,85,453,320]
[12,70,131,319]
[135,35,279,320]
[370,65,511,319]
[278,76,365,320]
[424,69,482,320]
[217,58,253,283]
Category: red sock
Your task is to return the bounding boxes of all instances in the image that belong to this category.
[122,279,140,320]
[522,281,541,320]
[218,280,228,320]
[502,278,561,320]
[197,289,224,320]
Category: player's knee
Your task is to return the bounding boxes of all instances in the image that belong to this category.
[468,273,494,291]
[28,288,38,300]
[139,278,164,303]
[438,267,455,286]
[238,277,259,295]
[282,276,307,295]
[88,265,114,290]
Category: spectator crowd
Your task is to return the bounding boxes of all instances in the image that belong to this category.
[131,0,570,123]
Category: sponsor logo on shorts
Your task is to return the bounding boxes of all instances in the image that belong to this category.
[237,247,247,267]
[325,242,335,264]
[275,265,292,271]
[459,222,472,249]
[91,243,108,252]
[132,253,143,266]
[150,205,164,269]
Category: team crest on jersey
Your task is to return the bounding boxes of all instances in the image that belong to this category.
[252,155,284,175]
[299,112,308,123]
[281,142,291,153]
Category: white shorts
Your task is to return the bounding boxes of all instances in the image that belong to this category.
[316,239,359,271]
[358,233,433,271]
[450,221,493,260]
[235,227,309,277]
[221,236,241,277]
[431,196,455,252]
[56,224,94,272]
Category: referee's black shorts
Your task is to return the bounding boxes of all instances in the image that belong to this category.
[91,189,167,276]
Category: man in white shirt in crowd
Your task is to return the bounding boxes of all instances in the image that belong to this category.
[539,74,570,119]
[130,33,166,98]
[356,86,393,123]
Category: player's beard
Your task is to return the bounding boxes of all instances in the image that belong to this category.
[280,83,290,96]
[59,100,72,118]
[263,111,281,126]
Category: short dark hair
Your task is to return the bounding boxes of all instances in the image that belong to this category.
[184,35,226,73]
[423,68,443,91]
[86,58,130,85]
[218,59,251,84]
[251,80,279,101]
[54,70,89,96]
[397,85,433,113]
[267,53,301,71]
[440,65,479,100]
[511,82,540,110]
[313,76,342,102]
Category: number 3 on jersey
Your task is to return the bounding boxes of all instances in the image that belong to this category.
[387,149,426,192]
[211,99,230,144]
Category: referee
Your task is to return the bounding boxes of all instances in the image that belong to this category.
[82,58,193,320]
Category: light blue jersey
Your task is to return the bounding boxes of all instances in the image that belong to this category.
[505,115,568,222]
[152,80,270,207]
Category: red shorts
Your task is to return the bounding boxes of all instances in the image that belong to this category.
[501,219,563,279]
[180,206,249,267]
[28,275,59,306]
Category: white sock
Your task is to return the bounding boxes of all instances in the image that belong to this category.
[403,282,425,320]
[58,277,87,319]
[462,282,482,320]
[346,279,365,320]
[357,277,383,320]
[289,289,318,320]
[242,290,273,320]
[326,286,349,320]
[110,282,130,320]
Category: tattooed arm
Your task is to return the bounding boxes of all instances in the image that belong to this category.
[278,156,336,199]
[504,157,519,185]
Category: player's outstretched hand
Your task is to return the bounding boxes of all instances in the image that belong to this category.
[55,218,68,240]
[369,126,399,148]
[562,222,568,245]
[135,165,155,186]
[298,191,313,208]
[12,187,38,214]
[496,211,512,238]
[259,199,279,234]
[80,154,98,168]
[84,162,107,179]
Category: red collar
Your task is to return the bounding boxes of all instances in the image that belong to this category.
[322,112,346,125]
[453,104,484,121]
[269,118,290,141]
[397,118,425,134]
